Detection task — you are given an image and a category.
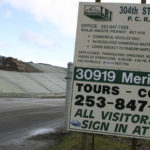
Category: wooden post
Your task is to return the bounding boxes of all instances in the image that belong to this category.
[131,1,147,150]
[92,0,101,147]
[90,2,102,150]
[141,0,146,4]
[92,134,95,150]
[130,1,147,149]
[82,133,88,150]
[131,138,137,150]
[131,0,146,149]
[91,1,102,149]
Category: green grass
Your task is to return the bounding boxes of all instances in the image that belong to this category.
[50,132,129,150]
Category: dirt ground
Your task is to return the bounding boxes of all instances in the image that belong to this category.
[1,130,150,150]
[0,129,64,150]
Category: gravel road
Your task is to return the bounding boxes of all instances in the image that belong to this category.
[0,98,65,150]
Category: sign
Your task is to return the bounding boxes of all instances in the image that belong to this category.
[68,2,150,139]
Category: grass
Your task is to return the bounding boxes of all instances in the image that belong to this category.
[50,132,129,150]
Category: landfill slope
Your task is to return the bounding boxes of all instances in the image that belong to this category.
[0,62,67,98]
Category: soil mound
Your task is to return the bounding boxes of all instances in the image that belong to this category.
[0,56,40,72]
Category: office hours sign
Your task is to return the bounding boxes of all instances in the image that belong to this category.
[67,2,150,139]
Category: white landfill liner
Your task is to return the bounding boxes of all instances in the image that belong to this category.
[0,64,66,98]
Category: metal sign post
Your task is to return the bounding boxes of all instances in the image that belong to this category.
[65,62,73,131]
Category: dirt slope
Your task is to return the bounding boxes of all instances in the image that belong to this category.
[0,56,40,72]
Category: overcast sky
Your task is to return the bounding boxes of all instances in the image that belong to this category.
[0,0,149,67]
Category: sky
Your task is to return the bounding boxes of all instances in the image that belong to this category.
[0,0,149,67]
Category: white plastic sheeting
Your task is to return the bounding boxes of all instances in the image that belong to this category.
[0,65,66,97]
[29,63,66,73]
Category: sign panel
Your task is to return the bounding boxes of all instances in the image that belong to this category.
[68,2,150,139]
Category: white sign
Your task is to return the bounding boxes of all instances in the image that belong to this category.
[68,2,150,139]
